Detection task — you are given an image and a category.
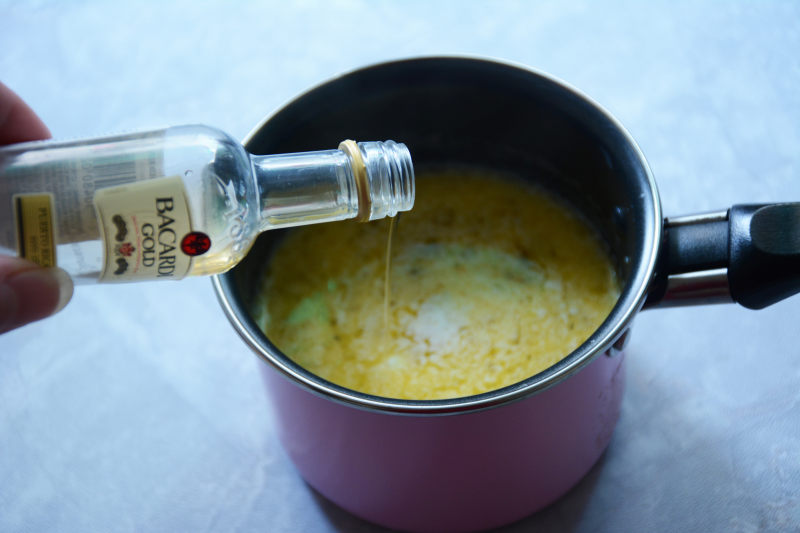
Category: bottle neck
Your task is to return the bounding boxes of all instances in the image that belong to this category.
[252,141,414,232]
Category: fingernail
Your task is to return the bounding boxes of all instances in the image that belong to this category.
[49,267,74,314]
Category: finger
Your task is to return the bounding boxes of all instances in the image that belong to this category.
[0,256,73,334]
[0,81,51,145]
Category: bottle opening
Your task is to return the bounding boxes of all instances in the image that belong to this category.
[358,141,415,220]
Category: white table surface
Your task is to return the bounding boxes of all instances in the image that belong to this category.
[1,2,799,531]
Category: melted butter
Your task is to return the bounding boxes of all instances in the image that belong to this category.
[255,172,620,400]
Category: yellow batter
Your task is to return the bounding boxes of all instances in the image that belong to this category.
[254,172,620,400]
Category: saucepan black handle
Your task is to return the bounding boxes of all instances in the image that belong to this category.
[644,203,800,309]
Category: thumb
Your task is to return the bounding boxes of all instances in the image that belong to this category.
[0,256,73,334]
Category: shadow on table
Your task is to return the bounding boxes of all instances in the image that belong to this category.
[307,451,607,533]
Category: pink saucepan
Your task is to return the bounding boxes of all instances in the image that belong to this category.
[213,57,800,532]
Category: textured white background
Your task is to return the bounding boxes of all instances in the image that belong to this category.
[1,1,799,531]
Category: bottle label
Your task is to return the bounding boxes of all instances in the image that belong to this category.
[3,140,165,278]
[13,193,57,268]
[94,176,195,282]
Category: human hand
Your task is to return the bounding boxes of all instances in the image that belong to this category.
[0,81,73,334]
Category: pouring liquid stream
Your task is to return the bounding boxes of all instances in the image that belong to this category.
[383,215,398,337]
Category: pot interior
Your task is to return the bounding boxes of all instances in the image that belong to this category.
[218,57,659,410]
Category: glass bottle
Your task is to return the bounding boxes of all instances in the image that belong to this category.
[0,125,414,283]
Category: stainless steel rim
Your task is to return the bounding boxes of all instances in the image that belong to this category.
[212,56,663,416]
